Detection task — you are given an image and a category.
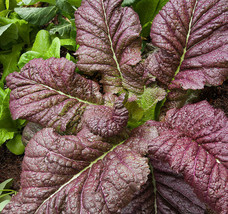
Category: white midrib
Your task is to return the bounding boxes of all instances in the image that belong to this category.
[35,141,125,213]
[171,0,199,82]
[30,80,100,106]
[101,1,123,80]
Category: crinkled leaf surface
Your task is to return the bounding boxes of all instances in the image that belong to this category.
[7,57,129,137]
[84,94,129,137]
[121,158,206,214]
[148,101,228,213]
[6,58,103,134]
[145,0,228,90]
[75,0,145,93]
[2,128,150,214]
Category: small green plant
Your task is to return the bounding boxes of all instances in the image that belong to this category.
[0,179,17,212]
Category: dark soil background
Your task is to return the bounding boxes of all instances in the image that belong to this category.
[0,145,23,190]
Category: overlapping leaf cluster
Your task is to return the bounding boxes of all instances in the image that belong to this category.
[2,0,228,213]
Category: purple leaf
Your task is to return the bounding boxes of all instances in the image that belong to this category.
[122,158,206,214]
[121,174,155,214]
[148,101,228,213]
[75,0,145,93]
[2,128,150,213]
[6,58,103,134]
[145,0,228,90]
[84,95,129,137]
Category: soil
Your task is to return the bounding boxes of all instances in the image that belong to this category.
[199,80,228,116]
[0,144,23,191]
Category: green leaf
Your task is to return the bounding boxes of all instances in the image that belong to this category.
[126,0,169,37]
[44,37,61,58]
[32,30,52,55]
[134,0,169,25]
[67,0,81,7]
[5,0,17,10]
[0,88,15,129]
[20,0,56,5]
[0,179,13,195]
[18,32,60,67]
[15,6,58,25]
[0,0,5,11]
[56,0,74,16]
[122,0,141,6]
[0,24,14,37]
[6,134,25,155]
[18,51,42,69]
[138,87,166,121]
[65,52,76,63]
[49,18,72,36]
[0,88,25,130]
[126,87,166,128]
[0,43,24,87]
[0,179,14,211]
[125,100,144,128]
[0,23,18,47]
[0,129,15,146]
[0,199,11,212]
[60,38,76,51]
[0,10,10,17]
[0,13,32,44]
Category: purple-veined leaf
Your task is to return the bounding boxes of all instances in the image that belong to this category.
[6,57,129,137]
[84,94,129,137]
[148,101,228,213]
[2,128,150,213]
[145,0,228,90]
[121,174,155,214]
[121,158,206,214]
[6,57,103,134]
[75,0,145,93]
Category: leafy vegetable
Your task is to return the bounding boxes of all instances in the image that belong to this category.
[123,0,170,37]
[0,43,23,87]
[18,30,62,68]
[2,128,150,213]
[75,0,145,93]
[2,0,227,213]
[145,0,228,90]
[14,6,58,25]
[0,88,25,154]
[0,179,17,212]
[122,158,206,213]
[148,101,228,213]
[6,57,104,134]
